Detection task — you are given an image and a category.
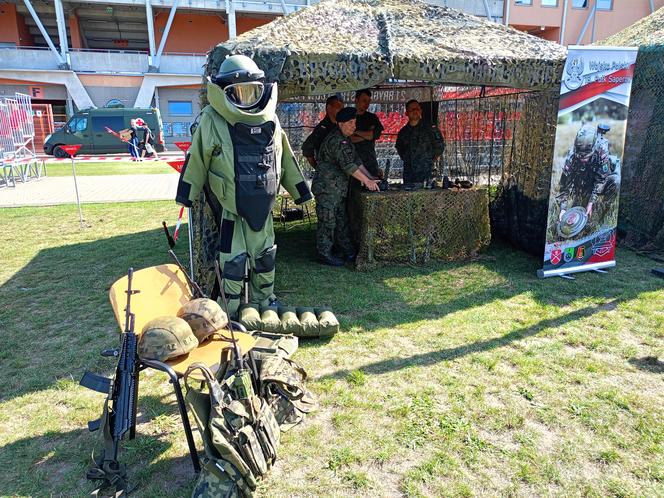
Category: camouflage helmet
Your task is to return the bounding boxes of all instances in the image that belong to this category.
[574,124,598,162]
[139,316,198,362]
[177,298,228,343]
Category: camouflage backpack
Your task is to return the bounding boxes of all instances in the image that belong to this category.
[259,356,318,431]
[184,363,280,498]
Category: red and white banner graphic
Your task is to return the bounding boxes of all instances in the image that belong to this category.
[539,46,638,278]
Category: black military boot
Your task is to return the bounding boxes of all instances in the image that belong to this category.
[318,253,344,267]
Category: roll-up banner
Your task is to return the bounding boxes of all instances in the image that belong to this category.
[538,46,638,279]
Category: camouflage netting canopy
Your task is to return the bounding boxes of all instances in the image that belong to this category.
[596,7,664,252]
[206,0,566,98]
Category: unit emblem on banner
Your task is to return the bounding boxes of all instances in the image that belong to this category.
[564,56,585,91]
[592,231,614,257]
[576,246,585,260]
[550,249,562,265]
[563,247,575,263]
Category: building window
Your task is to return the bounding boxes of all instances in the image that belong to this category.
[597,0,612,10]
[541,0,558,6]
[572,0,588,8]
[515,0,533,5]
[168,101,193,116]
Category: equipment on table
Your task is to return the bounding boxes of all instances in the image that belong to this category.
[378,159,391,191]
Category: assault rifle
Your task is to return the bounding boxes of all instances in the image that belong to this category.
[80,268,140,495]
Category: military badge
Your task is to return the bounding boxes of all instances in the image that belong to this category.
[550,249,562,265]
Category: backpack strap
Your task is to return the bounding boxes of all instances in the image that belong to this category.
[184,362,225,408]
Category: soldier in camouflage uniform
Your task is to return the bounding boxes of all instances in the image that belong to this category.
[312,107,381,266]
[301,94,344,168]
[556,123,617,220]
[395,99,445,185]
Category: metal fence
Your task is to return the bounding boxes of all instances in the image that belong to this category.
[0,92,44,188]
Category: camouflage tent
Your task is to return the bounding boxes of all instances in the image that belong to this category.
[206,0,566,98]
[596,7,664,252]
[190,0,569,279]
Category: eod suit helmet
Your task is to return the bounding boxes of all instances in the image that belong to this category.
[211,55,267,110]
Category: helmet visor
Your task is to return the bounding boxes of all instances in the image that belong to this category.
[224,82,265,109]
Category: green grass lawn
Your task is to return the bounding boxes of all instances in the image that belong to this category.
[45,161,175,176]
[0,201,662,497]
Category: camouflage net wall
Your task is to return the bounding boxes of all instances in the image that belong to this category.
[191,194,221,297]
[352,188,491,270]
[618,46,664,252]
[490,89,561,256]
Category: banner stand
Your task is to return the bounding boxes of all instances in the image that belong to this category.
[537,260,615,279]
[538,46,638,279]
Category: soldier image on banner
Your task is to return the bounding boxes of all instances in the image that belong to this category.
[540,46,638,278]
[555,122,620,238]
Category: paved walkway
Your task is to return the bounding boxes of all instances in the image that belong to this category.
[0,173,179,207]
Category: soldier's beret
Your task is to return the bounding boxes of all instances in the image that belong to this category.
[336,107,357,123]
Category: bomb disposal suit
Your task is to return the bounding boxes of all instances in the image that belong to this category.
[176,55,312,316]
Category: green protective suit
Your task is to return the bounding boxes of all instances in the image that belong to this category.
[176,82,312,316]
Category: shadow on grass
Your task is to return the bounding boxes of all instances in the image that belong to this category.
[628,356,664,374]
[317,299,622,381]
[1,218,662,496]
[0,225,190,401]
[2,222,663,401]
[0,393,195,497]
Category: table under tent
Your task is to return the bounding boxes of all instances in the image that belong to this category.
[189,0,567,286]
[596,7,664,253]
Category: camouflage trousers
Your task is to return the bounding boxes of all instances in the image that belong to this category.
[315,193,354,258]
